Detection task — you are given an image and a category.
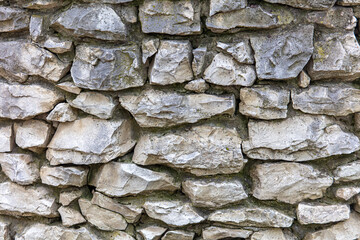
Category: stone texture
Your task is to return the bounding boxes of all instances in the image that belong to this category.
[0,222,10,240]
[59,188,86,206]
[192,47,207,77]
[208,206,294,228]
[71,44,145,91]
[149,40,193,85]
[216,40,254,64]
[263,0,336,10]
[79,198,127,231]
[298,71,311,88]
[185,79,209,93]
[89,162,179,197]
[47,115,136,165]
[46,103,78,122]
[182,178,247,208]
[44,36,73,54]
[209,0,247,16]
[82,0,134,3]
[333,160,360,183]
[29,15,47,42]
[242,114,360,161]
[16,0,71,9]
[143,200,205,227]
[251,229,289,240]
[0,7,29,32]
[119,88,235,128]
[204,53,256,86]
[202,226,253,240]
[306,7,356,30]
[142,38,159,64]
[239,86,290,120]
[40,166,89,188]
[296,203,350,225]
[250,25,314,80]
[58,206,86,227]
[56,82,81,94]
[250,162,333,204]
[0,82,64,120]
[335,187,360,201]
[162,230,194,240]
[338,0,360,6]
[0,153,39,185]
[133,125,246,176]
[137,226,167,240]
[0,181,58,217]
[0,122,14,153]
[51,4,126,41]
[139,0,201,35]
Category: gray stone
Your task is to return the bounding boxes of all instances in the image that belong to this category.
[15,0,71,9]
[119,88,235,128]
[298,71,311,88]
[335,187,360,201]
[202,226,252,240]
[0,153,39,185]
[149,40,193,85]
[89,162,179,197]
[59,188,86,206]
[0,181,58,217]
[250,25,314,80]
[307,7,356,30]
[47,115,136,165]
[263,0,336,10]
[71,44,145,91]
[119,6,137,23]
[192,47,207,78]
[142,38,160,64]
[133,125,246,176]
[251,162,333,204]
[182,178,247,208]
[46,103,78,122]
[44,36,73,54]
[297,203,350,225]
[251,229,289,240]
[143,200,205,227]
[137,226,167,240]
[242,114,360,161]
[239,86,290,119]
[58,206,86,227]
[0,222,10,240]
[185,79,209,93]
[81,0,134,3]
[208,206,293,228]
[51,4,126,41]
[56,82,81,94]
[204,53,256,86]
[209,0,247,16]
[338,0,360,5]
[0,7,29,32]
[29,15,46,42]
[40,166,89,188]
[162,230,195,240]
[139,0,201,35]
[216,40,254,64]
[0,122,14,153]
[334,160,360,183]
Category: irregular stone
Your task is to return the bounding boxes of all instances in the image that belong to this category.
[217,40,254,65]
[263,0,336,10]
[303,212,360,240]
[0,41,71,82]
[338,0,360,5]
[46,103,77,122]
[139,0,201,35]
[137,226,167,240]
[16,0,71,9]
[251,229,288,240]
[29,15,46,42]
[40,166,89,188]
[184,79,209,93]
[71,44,145,91]
[242,114,360,161]
[14,120,51,153]
[119,6,137,23]
[355,195,360,212]
[192,47,207,77]
[335,186,360,201]
[250,25,314,80]
[0,153,39,185]
[59,188,86,206]
[44,36,73,54]
[51,4,126,41]
[89,162,179,197]
[58,206,86,227]
[307,7,356,29]
[297,203,350,225]
[47,115,136,165]
[208,206,293,228]
[202,226,252,240]
[308,30,360,81]
[250,162,333,204]
[0,181,58,217]
[143,200,205,227]
[0,222,10,240]
[182,178,247,208]
[206,4,295,33]
[209,0,247,16]
[0,7,29,32]
[79,198,127,231]
[82,0,134,3]
[119,88,235,128]
[356,113,360,132]
[162,230,195,240]
[0,122,14,153]
[333,160,360,183]
[142,38,160,64]
[56,82,81,94]
[91,192,143,223]
[298,71,311,88]
[133,125,246,176]
[239,86,290,120]
[204,53,256,86]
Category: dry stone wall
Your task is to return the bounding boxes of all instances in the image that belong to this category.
[1,0,360,239]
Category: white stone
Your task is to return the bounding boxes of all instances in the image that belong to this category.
[40,166,89,188]
[334,160,360,183]
[184,79,209,93]
[0,7,29,33]
[251,229,289,240]
[59,188,86,206]
[58,206,86,227]
[0,222,10,240]
[298,71,311,88]
[297,203,350,225]
[209,0,247,16]
[137,226,167,240]
[192,47,207,77]
[216,40,254,64]
[44,36,73,54]
[202,226,253,240]
[162,230,195,240]
[56,82,81,94]
[142,38,159,64]
[335,187,360,201]
[46,103,77,122]
[0,122,14,152]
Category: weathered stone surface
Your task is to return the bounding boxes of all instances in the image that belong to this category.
[44,36,73,54]
[71,44,145,91]
[209,0,247,16]
[16,0,71,9]
[59,188,86,206]
[0,122,14,153]
[216,40,254,64]
[47,115,136,165]
[192,47,207,77]
[142,38,159,64]
[204,53,256,86]
[79,198,127,231]
[0,7,29,32]
[242,114,360,161]
[0,82,64,120]
[307,7,356,29]
[149,40,193,85]
[58,206,86,227]
[137,226,167,240]
[119,88,235,128]
[303,212,360,240]
[185,79,209,93]
[162,230,195,240]
[208,206,294,228]
[89,162,179,197]
[202,226,252,240]
[0,153,39,185]
[139,0,201,35]
[46,103,78,122]
[239,86,290,120]
[338,0,360,6]
[40,166,89,188]
[91,192,143,223]
[250,25,314,80]
[143,200,205,227]
[82,0,134,3]
[182,178,247,208]
[133,125,246,176]
[333,160,360,183]
[51,4,126,41]
[251,162,333,204]
[308,30,360,81]
[206,4,295,33]
[56,82,81,94]
[335,186,360,201]
[298,71,311,88]
[0,181,58,217]
[250,229,290,240]
[263,0,336,10]
[297,203,350,225]
[0,222,10,240]
[29,15,47,42]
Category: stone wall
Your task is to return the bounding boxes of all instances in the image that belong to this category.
[1,0,360,239]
